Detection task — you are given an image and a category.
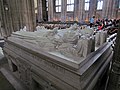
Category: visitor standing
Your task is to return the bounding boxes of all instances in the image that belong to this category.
[89,16,95,28]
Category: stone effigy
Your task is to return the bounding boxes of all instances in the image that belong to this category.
[58,35,95,59]
[95,31,108,47]
[36,25,47,31]
[12,25,95,59]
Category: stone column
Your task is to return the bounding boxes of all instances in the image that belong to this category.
[6,0,23,33]
[22,0,36,31]
[89,0,97,19]
[104,0,115,19]
[0,0,20,36]
[61,0,67,22]
[48,0,54,21]
[38,0,43,22]
[102,0,118,19]
[0,0,36,36]
[78,0,84,22]
[20,0,26,27]
[0,0,9,37]
[0,4,1,22]
[107,0,113,19]
[7,0,14,34]
[17,0,24,29]
[10,0,20,32]
[102,0,111,19]
[73,0,79,21]
[15,0,21,31]
[116,0,120,19]
[0,1,2,37]
[111,0,119,19]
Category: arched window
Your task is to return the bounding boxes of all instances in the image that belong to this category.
[67,0,74,12]
[84,0,90,11]
[97,0,103,10]
[55,0,61,12]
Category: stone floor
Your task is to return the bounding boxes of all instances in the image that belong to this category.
[0,47,15,90]
[0,46,27,90]
[0,71,15,90]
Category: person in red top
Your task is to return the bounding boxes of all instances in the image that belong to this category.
[98,24,103,30]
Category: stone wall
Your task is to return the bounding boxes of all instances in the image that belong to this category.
[0,0,36,37]
[38,0,120,22]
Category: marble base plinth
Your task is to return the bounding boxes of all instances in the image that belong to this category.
[3,37,113,90]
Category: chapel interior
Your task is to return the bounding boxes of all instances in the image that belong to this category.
[0,0,120,90]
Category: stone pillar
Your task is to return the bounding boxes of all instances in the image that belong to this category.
[38,0,43,22]
[89,0,97,19]
[102,0,111,19]
[0,0,9,37]
[22,0,36,31]
[107,0,113,19]
[102,0,118,19]
[5,0,23,33]
[103,0,115,19]
[0,0,20,36]
[0,0,36,36]
[48,0,54,21]
[0,1,2,37]
[17,0,24,29]
[73,0,79,21]
[9,0,20,32]
[78,0,84,22]
[111,0,119,19]
[0,5,1,22]
[6,0,14,34]
[116,0,120,19]
[61,0,67,22]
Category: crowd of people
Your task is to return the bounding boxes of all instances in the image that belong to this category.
[89,16,119,34]
[36,17,119,35]
[96,19,119,29]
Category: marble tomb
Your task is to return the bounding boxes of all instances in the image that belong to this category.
[3,26,113,90]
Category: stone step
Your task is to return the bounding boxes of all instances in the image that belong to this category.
[0,67,27,90]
